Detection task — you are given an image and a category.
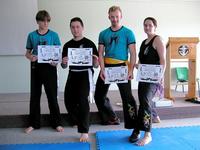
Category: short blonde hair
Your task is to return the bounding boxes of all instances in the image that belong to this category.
[108,6,122,14]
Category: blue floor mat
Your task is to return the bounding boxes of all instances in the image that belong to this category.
[96,126,200,150]
[0,142,90,150]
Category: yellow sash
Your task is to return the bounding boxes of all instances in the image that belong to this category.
[104,58,126,64]
[104,58,131,70]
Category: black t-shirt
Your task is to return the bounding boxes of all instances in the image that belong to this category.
[62,37,98,70]
[139,35,160,65]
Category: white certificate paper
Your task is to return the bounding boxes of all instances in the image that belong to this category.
[38,45,61,63]
[136,64,163,83]
[68,48,92,66]
[105,66,128,84]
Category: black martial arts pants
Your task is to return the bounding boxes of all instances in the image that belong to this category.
[136,82,158,132]
[64,70,90,133]
[29,62,62,129]
[94,64,138,129]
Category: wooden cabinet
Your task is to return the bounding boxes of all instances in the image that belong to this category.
[164,37,199,100]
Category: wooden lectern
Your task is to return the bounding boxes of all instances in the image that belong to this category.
[164,37,199,100]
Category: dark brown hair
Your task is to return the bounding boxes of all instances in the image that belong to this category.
[144,17,157,27]
[36,10,51,22]
[70,17,84,27]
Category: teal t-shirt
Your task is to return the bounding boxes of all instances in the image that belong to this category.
[98,26,136,61]
[26,29,61,55]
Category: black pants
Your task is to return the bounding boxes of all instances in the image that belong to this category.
[94,64,137,129]
[29,62,62,129]
[136,82,158,132]
[64,70,90,133]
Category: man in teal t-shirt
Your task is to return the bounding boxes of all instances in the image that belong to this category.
[25,10,63,134]
[94,6,138,135]
[98,23,136,61]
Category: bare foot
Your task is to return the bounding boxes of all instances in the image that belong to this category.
[56,126,64,132]
[136,132,152,146]
[80,133,89,142]
[152,116,161,123]
[25,126,34,134]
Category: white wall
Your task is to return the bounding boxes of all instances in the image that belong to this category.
[0,0,200,93]
[0,56,69,93]
[0,0,37,55]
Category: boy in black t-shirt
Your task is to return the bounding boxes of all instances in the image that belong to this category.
[61,17,98,142]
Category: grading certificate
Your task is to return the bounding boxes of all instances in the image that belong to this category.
[38,45,61,63]
[136,64,163,83]
[105,66,128,84]
[68,48,92,66]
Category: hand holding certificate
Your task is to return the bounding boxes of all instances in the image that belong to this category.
[68,48,92,66]
[104,66,128,84]
[136,64,163,83]
[38,45,61,63]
